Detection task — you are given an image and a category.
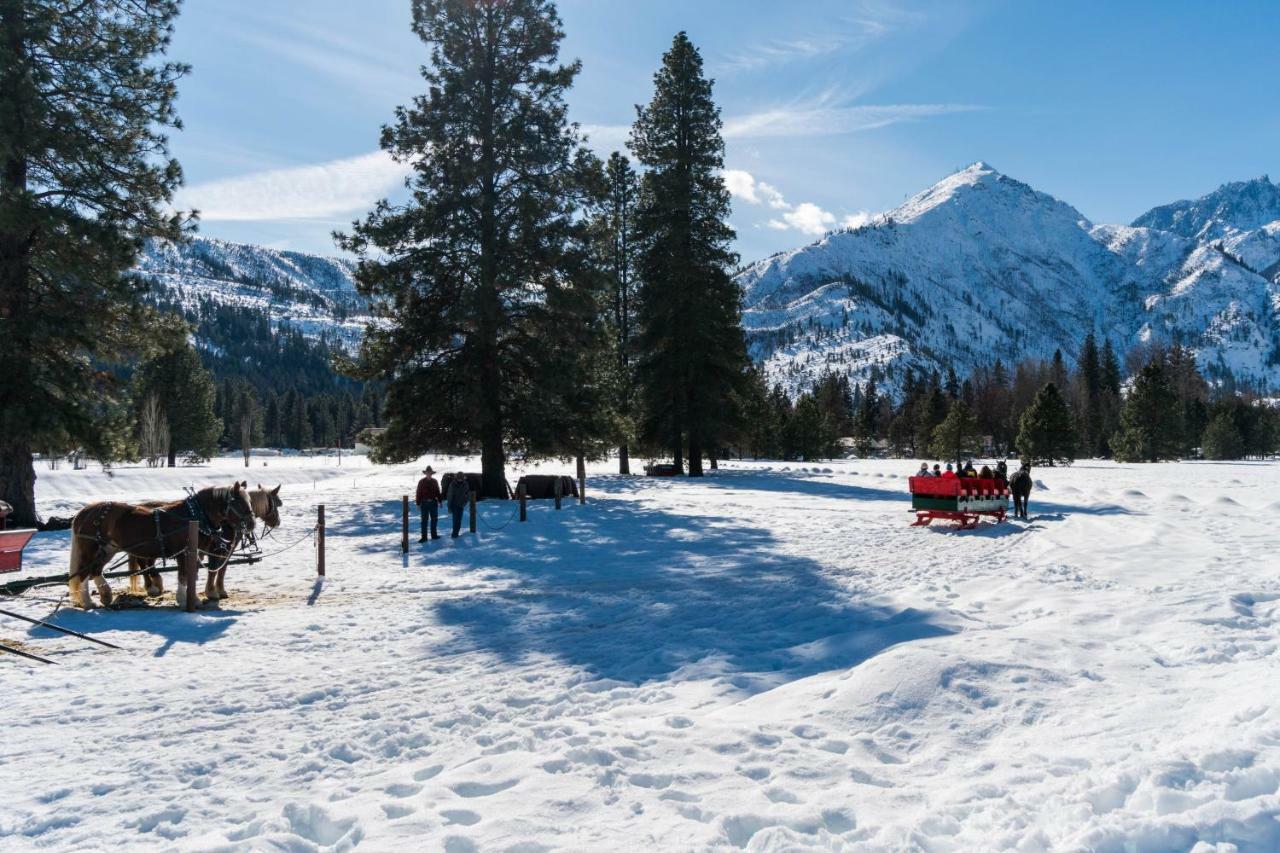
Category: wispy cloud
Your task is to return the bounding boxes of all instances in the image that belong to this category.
[725,168,872,237]
[178,151,409,222]
[724,101,983,139]
[217,8,420,95]
[578,99,981,153]
[714,0,927,73]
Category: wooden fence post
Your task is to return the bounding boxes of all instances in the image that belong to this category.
[579,474,585,505]
[469,491,477,534]
[185,520,199,613]
[317,504,326,577]
[518,482,527,522]
[554,476,562,510]
[401,495,409,553]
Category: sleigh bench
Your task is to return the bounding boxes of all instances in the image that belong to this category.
[0,502,37,574]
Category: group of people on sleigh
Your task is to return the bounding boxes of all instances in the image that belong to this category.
[914,459,1009,484]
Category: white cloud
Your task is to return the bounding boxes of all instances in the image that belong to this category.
[769,203,837,236]
[723,169,789,210]
[724,102,982,140]
[842,211,874,229]
[727,168,869,237]
[178,151,410,222]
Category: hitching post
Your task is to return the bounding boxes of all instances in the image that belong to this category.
[185,520,199,613]
[554,476,563,511]
[401,495,409,553]
[518,482,527,522]
[317,505,326,577]
[469,490,477,534]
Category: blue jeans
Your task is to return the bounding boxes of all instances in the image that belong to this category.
[420,502,438,539]
[450,506,464,537]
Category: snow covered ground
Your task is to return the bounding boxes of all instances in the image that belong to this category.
[2,455,1279,851]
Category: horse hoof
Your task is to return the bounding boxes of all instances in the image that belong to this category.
[99,589,114,607]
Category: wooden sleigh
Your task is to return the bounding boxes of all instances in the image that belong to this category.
[908,476,1008,530]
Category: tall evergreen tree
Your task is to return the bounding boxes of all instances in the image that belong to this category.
[0,0,188,524]
[1075,332,1103,456]
[134,343,221,467]
[631,32,747,476]
[1112,360,1182,462]
[929,400,980,469]
[1015,382,1077,466]
[339,0,595,498]
[598,151,640,473]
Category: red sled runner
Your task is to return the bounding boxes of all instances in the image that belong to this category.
[908,476,1008,530]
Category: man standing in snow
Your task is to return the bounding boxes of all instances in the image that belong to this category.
[445,472,471,538]
[416,466,442,542]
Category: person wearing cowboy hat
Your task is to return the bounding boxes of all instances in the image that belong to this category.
[415,465,443,542]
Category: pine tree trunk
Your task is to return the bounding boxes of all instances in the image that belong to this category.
[576,451,586,482]
[0,440,38,528]
[480,428,506,499]
[618,444,630,475]
[709,453,718,470]
[688,435,704,477]
[168,447,176,468]
[672,432,684,475]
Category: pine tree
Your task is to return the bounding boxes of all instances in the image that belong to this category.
[1075,332,1103,456]
[134,343,221,467]
[338,0,595,498]
[598,151,640,473]
[1015,382,1077,466]
[785,394,834,461]
[1201,412,1244,460]
[631,32,747,476]
[1112,360,1182,462]
[0,0,188,524]
[929,400,980,469]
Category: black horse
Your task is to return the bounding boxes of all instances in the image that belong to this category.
[1009,465,1033,520]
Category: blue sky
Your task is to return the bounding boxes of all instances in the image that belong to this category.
[169,0,1280,262]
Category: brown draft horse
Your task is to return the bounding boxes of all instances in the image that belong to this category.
[68,483,254,610]
[127,483,283,603]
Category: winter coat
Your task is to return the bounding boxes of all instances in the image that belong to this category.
[416,476,441,505]
[446,477,471,512]
[941,470,958,480]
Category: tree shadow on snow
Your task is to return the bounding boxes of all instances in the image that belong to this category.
[412,475,955,686]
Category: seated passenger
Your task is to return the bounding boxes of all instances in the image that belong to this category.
[978,464,993,478]
[962,460,978,477]
[932,464,942,477]
[941,463,958,480]
[916,463,932,478]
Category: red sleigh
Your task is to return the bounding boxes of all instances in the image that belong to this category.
[908,476,1008,530]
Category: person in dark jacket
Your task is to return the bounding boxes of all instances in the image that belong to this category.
[445,472,471,538]
[415,466,442,542]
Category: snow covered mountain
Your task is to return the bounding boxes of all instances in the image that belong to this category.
[741,163,1280,395]
[135,236,370,348]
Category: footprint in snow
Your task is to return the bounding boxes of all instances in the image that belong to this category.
[440,809,481,826]
[382,803,415,820]
[413,764,443,782]
[666,716,694,729]
[449,778,519,798]
[383,782,421,798]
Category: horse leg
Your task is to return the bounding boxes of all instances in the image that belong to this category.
[93,571,114,607]
[144,561,164,598]
[67,535,96,610]
[204,559,220,601]
[215,564,227,600]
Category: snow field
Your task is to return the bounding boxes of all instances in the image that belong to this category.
[1,456,1279,850]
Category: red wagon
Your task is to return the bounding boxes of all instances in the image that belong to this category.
[908,476,1008,529]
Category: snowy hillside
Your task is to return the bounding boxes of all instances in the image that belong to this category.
[135,236,371,348]
[4,456,1280,849]
[741,164,1280,396]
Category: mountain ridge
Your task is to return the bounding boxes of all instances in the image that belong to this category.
[739,163,1280,396]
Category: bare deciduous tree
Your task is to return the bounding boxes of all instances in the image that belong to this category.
[139,393,171,468]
